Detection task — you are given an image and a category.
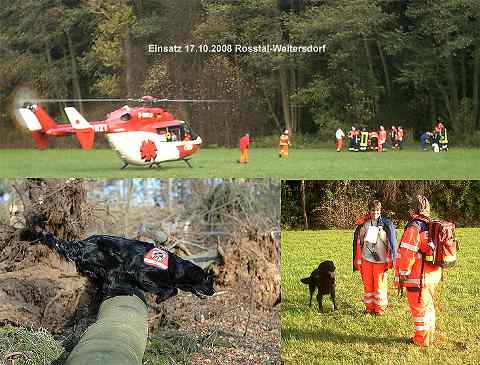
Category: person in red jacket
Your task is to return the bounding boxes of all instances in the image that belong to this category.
[353,200,397,315]
[395,195,442,347]
[238,133,250,164]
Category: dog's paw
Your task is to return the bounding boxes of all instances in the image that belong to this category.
[155,287,178,304]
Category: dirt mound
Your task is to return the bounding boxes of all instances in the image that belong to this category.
[1,223,279,336]
[0,227,97,333]
[214,233,280,307]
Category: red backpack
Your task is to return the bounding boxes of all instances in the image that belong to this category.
[417,217,458,268]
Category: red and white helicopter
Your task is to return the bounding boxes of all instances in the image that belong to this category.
[18,96,207,168]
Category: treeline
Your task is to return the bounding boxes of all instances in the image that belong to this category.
[2,0,480,147]
[282,180,480,229]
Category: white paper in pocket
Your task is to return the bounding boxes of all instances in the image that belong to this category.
[365,226,379,244]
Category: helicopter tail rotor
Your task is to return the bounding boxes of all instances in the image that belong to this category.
[18,108,49,149]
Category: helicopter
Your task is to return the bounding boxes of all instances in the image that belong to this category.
[18,96,206,168]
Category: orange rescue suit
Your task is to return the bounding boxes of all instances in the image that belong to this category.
[395,214,442,346]
[279,133,290,158]
[353,214,397,315]
[239,135,250,163]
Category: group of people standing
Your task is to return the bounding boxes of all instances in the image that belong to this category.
[336,125,404,152]
[352,196,442,347]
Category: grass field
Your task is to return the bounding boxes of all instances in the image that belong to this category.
[1,147,480,178]
[281,229,480,365]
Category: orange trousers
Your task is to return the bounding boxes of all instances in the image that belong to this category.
[279,145,289,158]
[378,141,384,152]
[239,149,248,163]
[361,261,389,314]
[406,285,436,346]
[336,139,343,151]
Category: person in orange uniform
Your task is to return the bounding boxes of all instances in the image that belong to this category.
[238,133,250,164]
[353,200,397,315]
[396,126,404,150]
[279,129,290,158]
[378,126,387,152]
[335,128,345,152]
[395,195,442,346]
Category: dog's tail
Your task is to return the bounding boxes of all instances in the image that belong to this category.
[20,229,80,261]
[300,277,311,285]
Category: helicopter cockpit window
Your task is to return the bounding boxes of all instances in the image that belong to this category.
[120,113,131,121]
[156,127,183,142]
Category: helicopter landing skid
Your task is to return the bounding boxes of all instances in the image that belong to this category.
[121,162,129,170]
[182,158,193,168]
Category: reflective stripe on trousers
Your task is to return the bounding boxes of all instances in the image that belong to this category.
[407,284,436,346]
[361,261,389,314]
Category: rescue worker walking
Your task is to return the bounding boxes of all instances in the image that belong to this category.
[279,129,290,159]
[395,195,442,347]
[335,128,345,152]
[353,200,397,315]
[238,133,250,164]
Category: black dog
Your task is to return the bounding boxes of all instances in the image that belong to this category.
[300,260,337,312]
[24,231,215,304]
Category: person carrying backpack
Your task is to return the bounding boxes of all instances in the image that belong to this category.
[395,195,448,346]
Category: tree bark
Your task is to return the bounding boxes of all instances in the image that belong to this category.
[290,68,298,132]
[259,82,283,132]
[66,32,84,114]
[279,65,292,132]
[300,180,308,230]
[461,49,466,100]
[363,38,379,113]
[446,54,459,127]
[473,44,480,128]
[377,41,391,96]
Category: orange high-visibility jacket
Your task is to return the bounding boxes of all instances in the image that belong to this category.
[239,135,250,151]
[395,215,442,288]
[279,134,289,146]
[379,130,387,143]
[352,214,397,272]
[396,129,404,141]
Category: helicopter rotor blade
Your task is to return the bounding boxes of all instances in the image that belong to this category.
[154,99,232,103]
[22,97,232,105]
[24,98,130,104]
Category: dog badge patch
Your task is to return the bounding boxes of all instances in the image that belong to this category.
[144,248,169,270]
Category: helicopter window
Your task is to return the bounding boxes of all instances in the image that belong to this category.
[120,113,131,121]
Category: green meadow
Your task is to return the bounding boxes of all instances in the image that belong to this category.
[1,147,480,178]
[281,229,480,365]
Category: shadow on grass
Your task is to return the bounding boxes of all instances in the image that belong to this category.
[282,326,405,345]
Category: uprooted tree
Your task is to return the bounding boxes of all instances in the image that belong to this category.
[0,179,280,336]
